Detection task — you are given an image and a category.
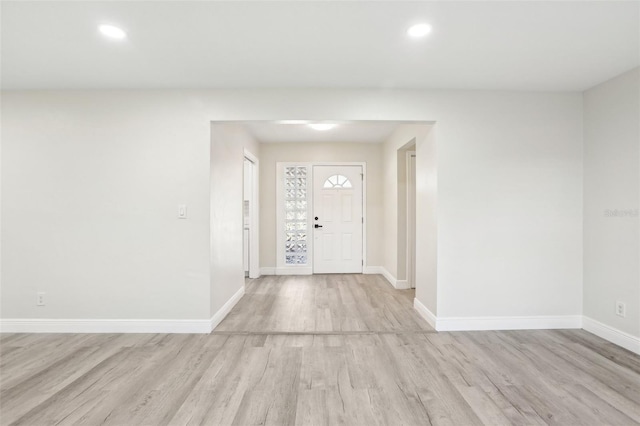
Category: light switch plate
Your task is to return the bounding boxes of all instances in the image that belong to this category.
[178,204,187,219]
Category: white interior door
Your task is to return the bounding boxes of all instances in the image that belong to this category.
[312,166,363,273]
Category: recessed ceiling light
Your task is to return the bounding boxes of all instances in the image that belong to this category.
[309,123,337,131]
[407,23,432,38]
[99,24,127,40]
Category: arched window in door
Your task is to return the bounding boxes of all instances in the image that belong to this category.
[323,174,352,189]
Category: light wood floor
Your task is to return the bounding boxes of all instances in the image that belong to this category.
[216,274,432,333]
[1,275,639,425]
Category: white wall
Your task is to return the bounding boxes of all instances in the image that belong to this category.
[435,93,583,320]
[258,142,383,269]
[1,89,583,330]
[415,128,438,315]
[583,67,640,340]
[1,92,211,321]
[210,124,259,317]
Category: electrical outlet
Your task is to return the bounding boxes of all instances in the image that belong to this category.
[36,292,46,306]
[615,301,626,318]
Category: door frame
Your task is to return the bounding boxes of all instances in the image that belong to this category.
[406,151,416,288]
[276,161,367,275]
[244,149,260,279]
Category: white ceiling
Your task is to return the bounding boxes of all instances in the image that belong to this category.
[242,121,403,144]
[2,1,638,91]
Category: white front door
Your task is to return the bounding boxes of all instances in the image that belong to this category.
[312,166,363,273]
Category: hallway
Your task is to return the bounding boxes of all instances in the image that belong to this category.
[1,275,639,425]
[216,274,431,333]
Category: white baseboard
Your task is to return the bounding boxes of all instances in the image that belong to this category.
[395,280,410,290]
[436,315,583,331]
[412,300,582,332]
[260,267,276,275]
[0,285,246,334]
[582,316,640,355]
[264,265,406,286]
[412,303,639,355]
[0,318,212,334]
[276,266,313,275]
[366,266,411,290]
[380,267,397,287]
[259,266,312,276]
[413,298,437,329]
[210,285,245,331]
[363,266,383,274]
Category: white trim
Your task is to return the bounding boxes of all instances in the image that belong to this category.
[412,302,584,333]
[374,266,411,290]
[257,266,312,276]
[210,285,245,331]
[582,316,640,355]
[406,150,417,289]
[413,304,639,355]
[413,298,437,329]
[244,149,260,279]
[380,266,396,287]
[276,266,313,275]
[0,318,212,334]
[260,267,276,275]
[436,315,583,331]
[0,286,246,334]
[363,266,383,274]
[395,280,410,290]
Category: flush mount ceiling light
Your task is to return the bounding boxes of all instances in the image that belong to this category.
[407,23,432,38]
[99,24,127,40]
[309,123,337,131]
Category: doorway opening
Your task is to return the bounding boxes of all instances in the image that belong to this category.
[243,149,260,279]
[210,119,437,330]
[395,139,417,289]
[407,151,417,289]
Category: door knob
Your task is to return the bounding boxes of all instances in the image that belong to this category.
[314,224,323,229]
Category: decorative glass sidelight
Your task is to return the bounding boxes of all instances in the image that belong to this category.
[284,166,308,265]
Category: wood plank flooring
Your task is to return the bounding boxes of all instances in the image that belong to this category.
[215,274,431,333]
[1,274,639,425]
